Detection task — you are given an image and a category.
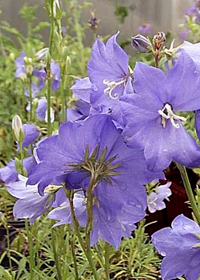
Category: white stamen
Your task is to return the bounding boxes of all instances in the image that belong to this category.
[103,78,126,100]
[158,103,186,129]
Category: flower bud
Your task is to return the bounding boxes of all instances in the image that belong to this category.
[35,48,49,60]
[131,34,151,53]
[12,115,24,142]
[9,52,15,62]
[66,56,71,73]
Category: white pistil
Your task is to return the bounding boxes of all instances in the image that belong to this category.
[103,78,126,100]
[158,103,186,129]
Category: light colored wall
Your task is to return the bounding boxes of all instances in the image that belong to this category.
[0,0,195,42]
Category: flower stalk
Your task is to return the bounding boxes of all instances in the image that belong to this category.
[66,189,100,280]
[176,163,200,224]
[46,0,55,136]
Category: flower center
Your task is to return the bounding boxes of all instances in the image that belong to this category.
[158,103,186,129]
[103,78,126,100]
[103,67,133,100]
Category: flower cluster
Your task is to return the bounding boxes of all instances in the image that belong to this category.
[4,28,200,280]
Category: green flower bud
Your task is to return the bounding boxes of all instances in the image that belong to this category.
[12,115,24,142]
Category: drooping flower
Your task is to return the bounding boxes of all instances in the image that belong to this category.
[0,156,36,184]
[51,61,60,91]
[33,61,60,91]
[36,97,55,123]
[7,175,65,224]
[24,82,40,99]
[22,124,40,147]
[15,52,26,79]
[152,214,200,280]
[122,52,200,172]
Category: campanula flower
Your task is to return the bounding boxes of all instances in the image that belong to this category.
[36,97,55,123]
[48,190,146,248]
[22,124,40,147]
[122,52,200,172]
[152,214,200,280]
[7,175,65,224]
[87,33,133,125]
[27,114,163,195]
[0,156,36,184]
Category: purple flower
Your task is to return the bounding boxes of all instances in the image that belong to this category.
[27,114,163,195]
[22,124,40,147]
[15,52,26,79]
[87,33,133,124]
[48,190,146,247]
[24,82,40,99]
[67,99,91,122]
[178,41,200,71]
[36,97,54,123]
[33,61,60,91]
[138,24,151,35]
[147,182,172,213]
[122,52,200,172]
[33,68,46,89]
[67,77,93,122]
[152,214,200,280]
[7,175,65,224]
[185,1,200,23]
[0,156,36,184]
[51,61,60,91]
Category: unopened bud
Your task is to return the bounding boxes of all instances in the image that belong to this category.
[24,57,33,65]
[9,52,15,62]
[12,115,24,142]
[131,34,151,53]
[35,48,49,60]
[66,56,71,73]
[26,65,33,75]
[153,32,166,50]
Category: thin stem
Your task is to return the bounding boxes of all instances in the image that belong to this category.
[69,233,79,280]
[25,219,34,280]
[46,0,55,136]
[67,190,100,280]
[18,141,24,175]
[176,163,200,224]
[5,222,13,276]
[104,243,110,280]
[51,228,62,280]
[28,76,33,122]
[60,70,66,123]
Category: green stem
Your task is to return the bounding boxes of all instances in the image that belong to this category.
[67,190,100,280]
[25,219,34,280]
[5,222,13,277]
[51,228,62,280]
[176,163,200,224]
[47,0,55,136]
[28,76,33,122]
[60,71,66,123]
[104,243,110,280]
[18,141,24,175]
[69,233,79,280]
